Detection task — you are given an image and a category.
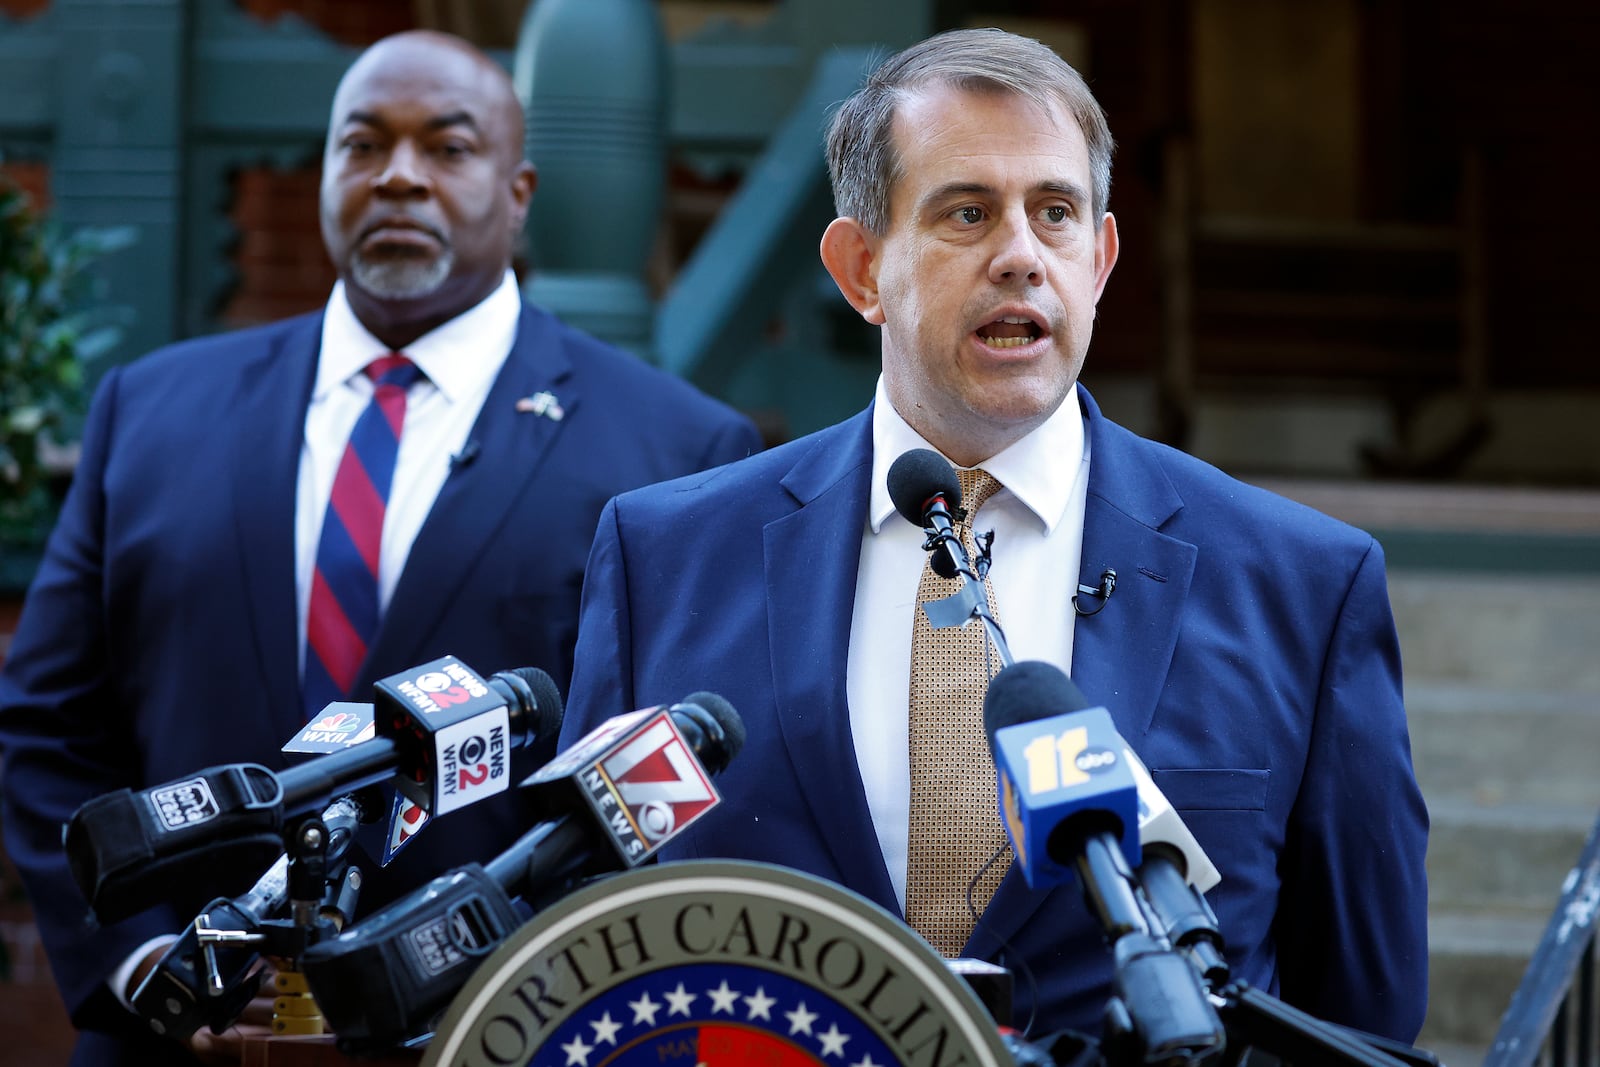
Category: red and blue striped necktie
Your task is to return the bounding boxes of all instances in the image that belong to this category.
[303,354,424,720]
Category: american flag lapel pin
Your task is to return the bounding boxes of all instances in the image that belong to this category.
[515,390,565,421]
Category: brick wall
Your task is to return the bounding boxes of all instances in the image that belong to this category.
[0,161,50,211]
[222,165,340,328]
[0,0,49,19]
[241,0,416,47]
[223,0,420,326]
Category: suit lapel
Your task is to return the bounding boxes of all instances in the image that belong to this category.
[365,306,572,678]
[968,386,1198,957]
[763,411,900,908]
[231,315,322,747]
[1069,390,1197,742]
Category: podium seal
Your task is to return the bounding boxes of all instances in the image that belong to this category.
[423,861,1009,1067]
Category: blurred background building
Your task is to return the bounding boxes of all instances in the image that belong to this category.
[1,1,1597,1063]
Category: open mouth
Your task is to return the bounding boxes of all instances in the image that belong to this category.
[975,315,1043,350]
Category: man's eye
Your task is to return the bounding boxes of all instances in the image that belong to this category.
[1042,205,1068,223]
[956,205,984,224]
[436,142,472,159]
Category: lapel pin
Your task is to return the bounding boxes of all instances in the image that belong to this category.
[516,390,565,421]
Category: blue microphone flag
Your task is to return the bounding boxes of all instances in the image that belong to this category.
[992,705,1140,888]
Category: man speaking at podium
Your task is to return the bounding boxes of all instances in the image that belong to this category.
[562,28,1428,1043]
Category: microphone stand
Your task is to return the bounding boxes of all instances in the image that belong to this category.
[133,795,368,1041]
[917,495,1015,668]
[1207,984,1438,1067]
[1136,868,1439,1067]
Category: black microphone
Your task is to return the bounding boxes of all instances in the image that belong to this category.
[1122,747,1230,986]
[65,658,563,922]
[888,448,1015,668]
[300,693,745,1053]
[449,439,481,470]
[887,447,964,578]
[1072,569,1118,616]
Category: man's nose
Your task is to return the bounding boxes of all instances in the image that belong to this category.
[373,141,429,196]
[989,210,1045,286]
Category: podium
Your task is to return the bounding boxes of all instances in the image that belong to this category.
[241,1034,421,1067]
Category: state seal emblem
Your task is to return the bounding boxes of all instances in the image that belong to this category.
[423,861,1010,1067]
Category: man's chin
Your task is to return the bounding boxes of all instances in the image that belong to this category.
[348,255,453,302]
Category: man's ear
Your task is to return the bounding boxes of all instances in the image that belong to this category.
[508,161,537,228]
[820,217,885,325]
[1092,211,1119,303]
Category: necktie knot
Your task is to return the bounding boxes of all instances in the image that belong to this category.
[365,353,423,390]
[956,468,1004,528]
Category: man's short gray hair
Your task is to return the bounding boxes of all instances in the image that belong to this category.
[825,28,1114,234]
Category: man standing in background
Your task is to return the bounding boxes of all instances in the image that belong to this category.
[0,30,760,1065]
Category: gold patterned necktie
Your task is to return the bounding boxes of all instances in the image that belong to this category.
[904,467,1012,956]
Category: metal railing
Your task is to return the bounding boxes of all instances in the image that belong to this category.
[1483,811,1600,1067]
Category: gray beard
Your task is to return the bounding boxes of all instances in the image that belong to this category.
[349,249,454,300]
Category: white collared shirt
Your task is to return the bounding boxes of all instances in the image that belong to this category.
[293,271,522,671]
[846,377,1092,909]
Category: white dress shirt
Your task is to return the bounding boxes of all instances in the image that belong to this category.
[293,271,521,672]
[845,377,1092,910]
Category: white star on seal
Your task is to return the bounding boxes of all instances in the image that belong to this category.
[590,1012,622,1046]
[786,1001,819,1036]
[818,1023,851,1057]
[743,986,777,1020]
[707,980,740,1014]
[850,1055,882,1067]
[664,983,697,1017]
[629,992,661,1026]
[561,1033,595,1066]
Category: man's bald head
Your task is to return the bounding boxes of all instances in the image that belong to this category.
[329,31,527,168]
[319,30,536,349]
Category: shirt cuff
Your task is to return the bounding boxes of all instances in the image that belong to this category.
[110,934,180,1011]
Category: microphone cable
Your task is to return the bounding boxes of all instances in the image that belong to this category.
[963,840,1041,1041]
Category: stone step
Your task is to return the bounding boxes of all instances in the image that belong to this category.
[1418,912,1547,1050]
[1407,684,1600,810]
[1425,799,1594,913]
[1386,572,1600,691]
[1421,1041,1484,1067]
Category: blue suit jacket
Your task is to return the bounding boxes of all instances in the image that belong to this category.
[0,303,761,1063]
[562,387,1429,1044]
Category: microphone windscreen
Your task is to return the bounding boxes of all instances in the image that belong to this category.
[887,449,962,527]
[488,666,564,760]
[510,667,564,738]
[982,660,1091,744]
[679,691,746,762]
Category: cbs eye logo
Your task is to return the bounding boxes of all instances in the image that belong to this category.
[456,734,491,789]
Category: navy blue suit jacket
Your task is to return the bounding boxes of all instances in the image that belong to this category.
[562,387,1429,1044]
[0,303,761,1063]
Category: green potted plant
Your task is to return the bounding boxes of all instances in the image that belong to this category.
[0,177,131,585]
